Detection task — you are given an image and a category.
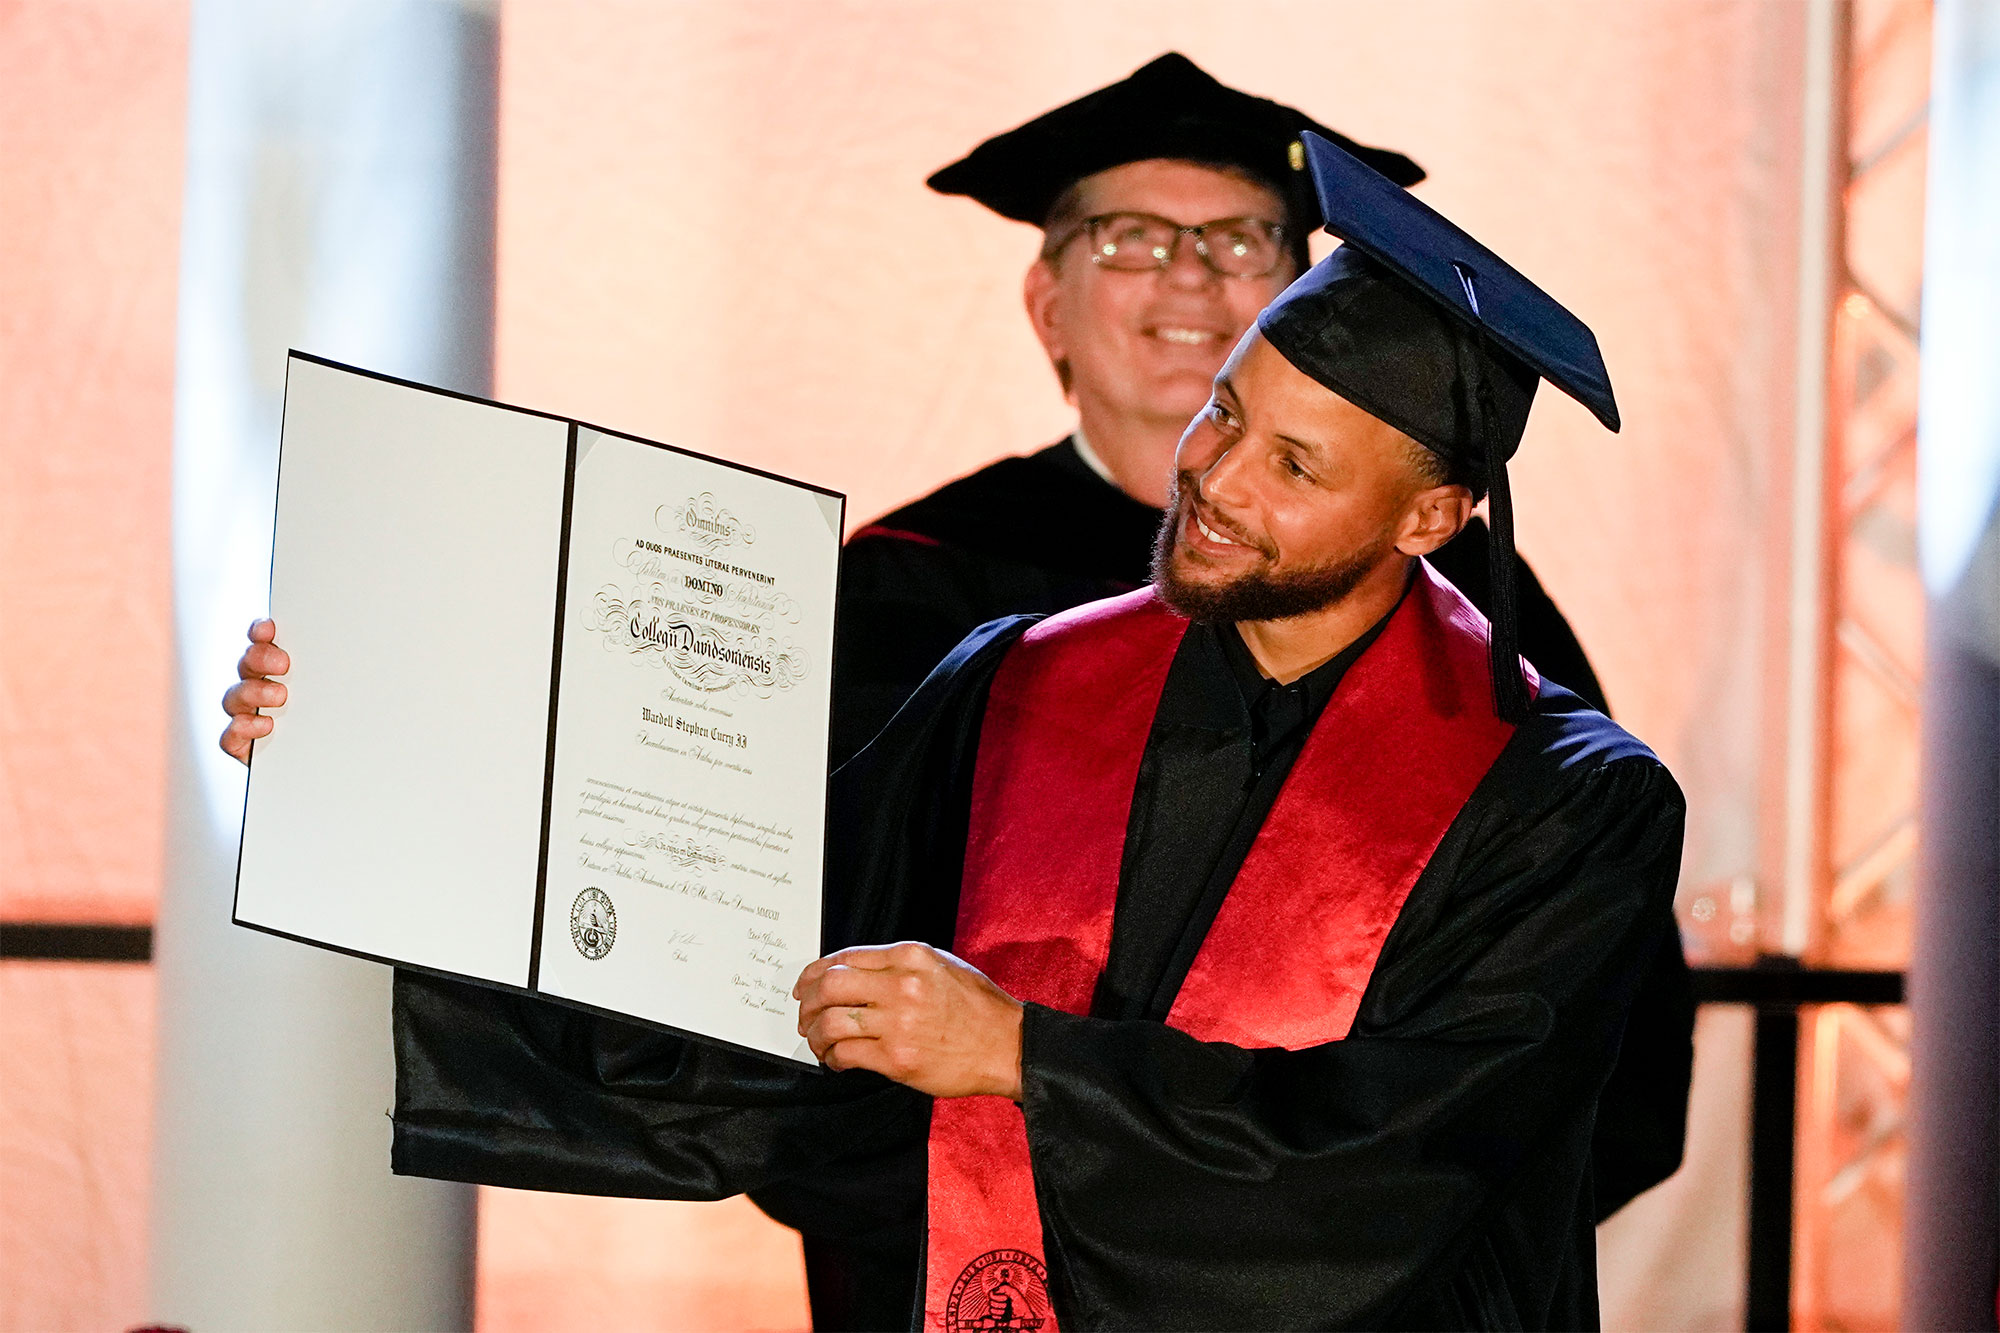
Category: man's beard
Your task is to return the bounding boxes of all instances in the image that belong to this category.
[1150,477,1388,624]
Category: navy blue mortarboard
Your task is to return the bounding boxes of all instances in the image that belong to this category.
[1258,130,1621,721]
[926,53,1423,254]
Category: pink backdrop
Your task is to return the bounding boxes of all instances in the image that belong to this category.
[2,2,1814,1328]
[1,3,184,1329]
[0,0,182,925]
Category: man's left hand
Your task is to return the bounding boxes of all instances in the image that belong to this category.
[794,942,1024,1100]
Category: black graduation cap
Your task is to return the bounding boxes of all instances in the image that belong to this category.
[926,53,1424,246]
[1257,130,1621,721]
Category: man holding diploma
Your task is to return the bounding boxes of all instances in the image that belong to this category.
[225,139,1684,1328]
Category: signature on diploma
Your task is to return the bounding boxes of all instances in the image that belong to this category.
[731,971,791,1017]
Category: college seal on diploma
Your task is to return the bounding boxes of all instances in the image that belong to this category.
[569,887,617,960]
[945,1249,1050,1332]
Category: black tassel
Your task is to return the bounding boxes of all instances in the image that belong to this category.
[1455,267,1528,724]
[1480,395,1529,723]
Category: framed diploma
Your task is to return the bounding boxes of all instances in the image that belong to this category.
[233,352,843,1065]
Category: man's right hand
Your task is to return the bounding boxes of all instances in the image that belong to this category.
[220,618,289,766]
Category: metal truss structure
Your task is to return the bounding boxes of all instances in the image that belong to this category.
[1791,0,1931,1325]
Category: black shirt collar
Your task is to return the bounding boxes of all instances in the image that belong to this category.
[1218,565,1411,702]
[1211,566,1414,766]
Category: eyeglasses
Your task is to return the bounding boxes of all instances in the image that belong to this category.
[1062,211,1289,279]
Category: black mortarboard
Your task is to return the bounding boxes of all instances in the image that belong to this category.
[926,53,1424,248]
[1258,130,1621,721]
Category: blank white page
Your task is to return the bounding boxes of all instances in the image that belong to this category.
[234,356,570,986]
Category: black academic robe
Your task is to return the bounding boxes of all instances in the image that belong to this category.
[392,612,1687,1329]
[819,439,1685,1322]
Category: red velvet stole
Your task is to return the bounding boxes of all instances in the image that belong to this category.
[921,563,1535,1331]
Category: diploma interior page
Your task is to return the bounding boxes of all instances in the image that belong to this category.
[533,427,842,1064]
[234,355,570,986]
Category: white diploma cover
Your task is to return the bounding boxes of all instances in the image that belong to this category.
[235,353,844,1065]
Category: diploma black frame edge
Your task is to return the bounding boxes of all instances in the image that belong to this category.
[227,353,296,948]
[525,421,578,993]
[231,916,822,1071]
[230,349,845,1074]
[284,349,847,499]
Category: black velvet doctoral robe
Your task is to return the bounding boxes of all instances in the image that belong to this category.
[392,606,1689,1329]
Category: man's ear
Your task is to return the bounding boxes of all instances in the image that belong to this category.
[1394,484,1475,557]
[1023,259,1065,363]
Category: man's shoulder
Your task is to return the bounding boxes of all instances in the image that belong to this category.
[844,441,1161,590]
[999,587,1180,669]
[1373,683,1683,995]
[849,445,1081,550]
[1503,683,1682,814]
[1019,586,1175,643]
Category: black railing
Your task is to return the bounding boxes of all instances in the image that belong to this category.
[0,922,154,962]
[1692,960,1908,1332]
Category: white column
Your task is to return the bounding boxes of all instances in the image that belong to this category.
[148,2,496,1327]
[1779,0,1847,958]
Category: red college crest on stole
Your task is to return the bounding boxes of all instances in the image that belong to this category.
[945,1249,1052,1332]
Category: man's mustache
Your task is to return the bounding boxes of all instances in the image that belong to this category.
[1171,470,1274,557]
